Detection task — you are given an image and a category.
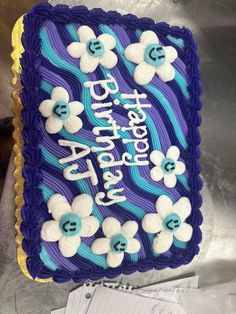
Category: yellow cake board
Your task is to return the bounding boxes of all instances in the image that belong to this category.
[11,15,52,283]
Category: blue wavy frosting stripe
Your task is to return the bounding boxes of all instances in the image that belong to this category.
[19,2,203,283]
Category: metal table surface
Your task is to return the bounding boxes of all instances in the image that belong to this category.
[0,0,236,313]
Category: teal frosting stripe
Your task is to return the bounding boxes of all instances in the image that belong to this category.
[174,71,190,100]
[40,80,53,94]
[120,201,145,220]
[39,183,55,201]
[65,23,80,41]
[39,245,58,270]
[56,131,153,223]
[167,35,184,49]
[173,237,187,249]
[147,233,158,257]
[178,175,190,191]
[129,253,139,262]
[77,243,108,269]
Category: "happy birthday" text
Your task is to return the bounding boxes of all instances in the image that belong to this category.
[58,74,151,206]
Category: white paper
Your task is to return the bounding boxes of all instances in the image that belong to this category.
[133,275,199,303]
[52,277,198,314]
[86,285,187,314]
[135,287,194,304]
[137,275,199,290]
[65,281,133,314]
[52,277,236,314]
[65,284,97,314]
[181,291,232,314]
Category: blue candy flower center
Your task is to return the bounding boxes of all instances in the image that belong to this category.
[53,100,70,120]
[86,39,104,57]
[163,213,181,232]
[144,44,166,67]
[110,234,128,253]
[59,213,81,237]
[161,157,176,174]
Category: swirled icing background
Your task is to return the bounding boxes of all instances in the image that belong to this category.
[20,4,202,282]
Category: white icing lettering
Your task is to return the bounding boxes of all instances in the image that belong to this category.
[91,102,113,110]
[95,189,126,206]
[95,109,113,123]
[103,170,123,189]
[63,159,98,185]
[128,110,147,127]
[91,136,118,153]
[121,89,151,111]
[84,74,119,101]
[121,125,148,139]
[58,140,90,164]
[97,152,123,169]
[113,99,120,105]
[122,138,149,153]
[92,120,120,137]
[122,152,149,166]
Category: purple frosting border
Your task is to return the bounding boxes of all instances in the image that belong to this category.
[20,2,203,283]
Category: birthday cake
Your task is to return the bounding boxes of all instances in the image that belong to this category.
[12,3,202,283]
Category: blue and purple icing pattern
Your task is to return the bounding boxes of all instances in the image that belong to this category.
[20,3,202,283]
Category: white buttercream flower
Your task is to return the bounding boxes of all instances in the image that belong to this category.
[142,195,193,254]
[67,25,118,73]
[150,146,185,188]
[91,217,141,268]
[39,86,84,134]
[41,193,99,257]
[125,30,178,85]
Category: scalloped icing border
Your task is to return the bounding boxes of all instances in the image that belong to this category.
[11,15,52,283]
